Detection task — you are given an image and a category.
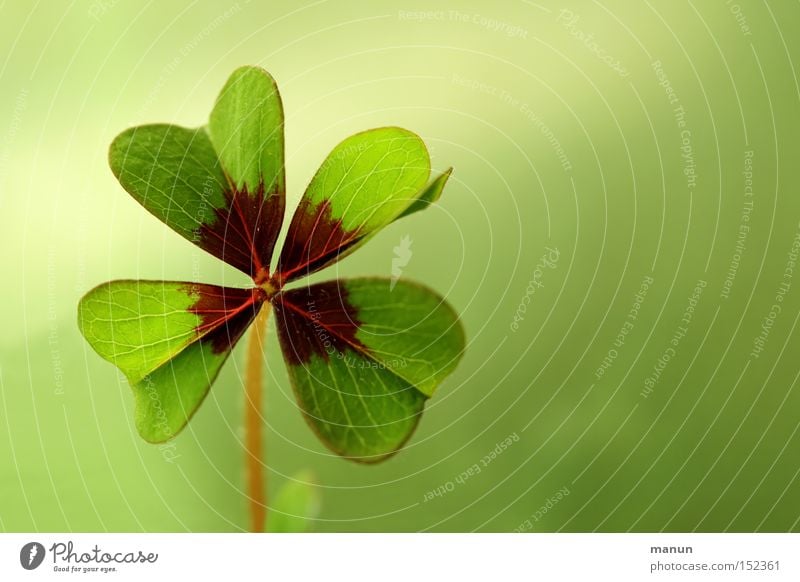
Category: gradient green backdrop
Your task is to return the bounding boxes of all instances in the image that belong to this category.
[2,0,800,532]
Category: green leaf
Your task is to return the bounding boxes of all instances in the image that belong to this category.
[273,277,465,462]
[77,281,265,442]
[208,65,286,194]
[109,124,228,243]
[266,470,321,533]
[397,167,453,219]
[109,68,287,282]
[276,127,434,283]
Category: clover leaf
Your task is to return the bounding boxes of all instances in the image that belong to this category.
[77,66,465,530]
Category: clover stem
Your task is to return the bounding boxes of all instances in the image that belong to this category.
[245,302,271,532]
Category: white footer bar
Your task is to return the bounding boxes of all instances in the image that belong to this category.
[1,533,796,581]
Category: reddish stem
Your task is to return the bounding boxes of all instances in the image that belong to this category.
[244,303,270,532]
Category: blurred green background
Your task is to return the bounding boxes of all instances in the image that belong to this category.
[2,0,800,532]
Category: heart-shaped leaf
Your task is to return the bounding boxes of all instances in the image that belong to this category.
[77,280,265,442]
[273,277,464,462]
[108,124,228,245]
[109,66,285,282]
[276,127,451,283]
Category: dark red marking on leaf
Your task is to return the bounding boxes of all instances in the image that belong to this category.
[184,283,266,354]
[276,199,363,284]
[198,181,284,283]
[272,280,366,366]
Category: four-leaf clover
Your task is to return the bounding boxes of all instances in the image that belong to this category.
[77,66,465,466]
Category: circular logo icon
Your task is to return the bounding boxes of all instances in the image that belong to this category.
[20,542,45,570]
